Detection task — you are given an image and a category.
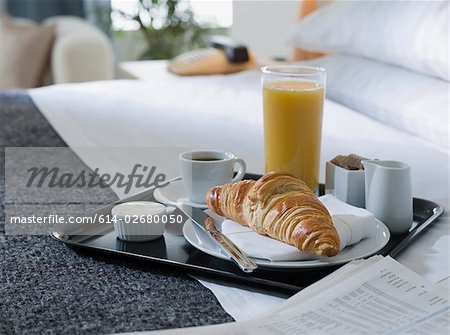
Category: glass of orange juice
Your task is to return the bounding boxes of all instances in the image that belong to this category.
[261,66,326,191]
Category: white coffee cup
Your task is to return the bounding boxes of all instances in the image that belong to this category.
[179,150,246,204]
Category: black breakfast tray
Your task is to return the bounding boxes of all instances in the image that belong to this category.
[51,173,444,296]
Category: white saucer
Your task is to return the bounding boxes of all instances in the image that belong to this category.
[183,218,390,269]
[154,179,208,209]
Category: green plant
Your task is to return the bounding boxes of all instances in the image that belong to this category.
[114,0,222,60]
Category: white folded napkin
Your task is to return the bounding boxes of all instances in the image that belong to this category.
[215,194,377,262]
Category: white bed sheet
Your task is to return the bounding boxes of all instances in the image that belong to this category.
[28,66,449,321]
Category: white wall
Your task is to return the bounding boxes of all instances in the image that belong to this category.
[229,0,300,60]
[112,31,147,62]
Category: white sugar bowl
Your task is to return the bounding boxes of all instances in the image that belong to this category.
[325,161,365,208]
[112,201,166,242]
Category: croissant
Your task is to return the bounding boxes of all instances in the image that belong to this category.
[206,171,340,257]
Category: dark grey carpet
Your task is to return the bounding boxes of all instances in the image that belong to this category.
[0,91,233,334]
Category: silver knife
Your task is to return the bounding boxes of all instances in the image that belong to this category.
[178,204,258,273]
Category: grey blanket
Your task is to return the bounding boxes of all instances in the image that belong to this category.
[0,91,232,334]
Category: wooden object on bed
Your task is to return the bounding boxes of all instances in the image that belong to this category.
[291,0,324,61]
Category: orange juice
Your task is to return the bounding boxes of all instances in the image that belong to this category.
[263,80,324,190]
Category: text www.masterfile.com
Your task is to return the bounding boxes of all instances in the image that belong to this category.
[9,214,185,225]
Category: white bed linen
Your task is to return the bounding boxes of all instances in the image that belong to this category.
[290,1,449,81]
[299,55,449,149]
[28,68,449,322]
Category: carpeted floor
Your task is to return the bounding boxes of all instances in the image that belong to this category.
[0,91,233,334]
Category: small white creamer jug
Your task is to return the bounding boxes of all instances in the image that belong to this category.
[362,160,413,234]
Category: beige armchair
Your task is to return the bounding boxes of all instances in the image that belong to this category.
[1,15,115,86]
[42,16,115,84]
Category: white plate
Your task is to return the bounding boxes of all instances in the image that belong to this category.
[154,179,208,209]
[182,218,390,269]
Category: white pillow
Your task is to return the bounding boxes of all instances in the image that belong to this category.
[299,55,449,149]
[290,1,449,81]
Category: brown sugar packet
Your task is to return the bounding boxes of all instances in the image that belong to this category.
[330,154,367,170]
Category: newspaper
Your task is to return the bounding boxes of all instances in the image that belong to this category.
[123,256,449,335]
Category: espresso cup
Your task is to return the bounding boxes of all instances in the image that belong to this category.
[179,150,246,204]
